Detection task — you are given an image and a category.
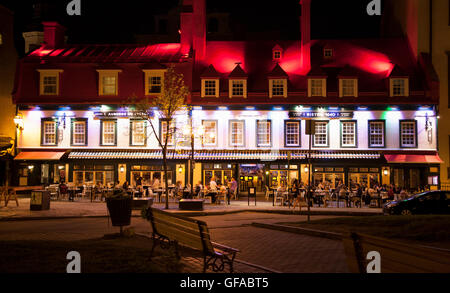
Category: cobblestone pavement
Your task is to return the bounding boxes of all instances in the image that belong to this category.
[0,212,349,273]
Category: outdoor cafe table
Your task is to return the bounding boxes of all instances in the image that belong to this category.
[313,191,326,207]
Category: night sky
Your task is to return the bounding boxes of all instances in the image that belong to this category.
[0,0,384,56]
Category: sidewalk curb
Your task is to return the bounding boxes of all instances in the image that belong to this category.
[251,222,343,240]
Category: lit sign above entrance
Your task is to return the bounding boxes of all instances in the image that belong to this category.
[94,111,149,119]
[288,111,354,119]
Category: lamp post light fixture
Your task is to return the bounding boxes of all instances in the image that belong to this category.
[14,115,24,130]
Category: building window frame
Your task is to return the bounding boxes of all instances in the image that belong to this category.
[284,120,301,147]
[340,120,357,148]
[390,78,409,97]
[368,120,386,148]
[159,119,175,147]
[229,120,245,147]
[143,69,166,96]
[269,79,287,98]
[38,69,63,96]
[201,79,219,97]
[308,78,327,97]
[339,78,358,97]
[41,118,58,146]
[256,120,272,148]
[313,120,329,148]
[202,120,218,147]
[229,79,247,98]
[130,119,147,146]
[71,118,88,146]
[97,69,121,96]
[100,119,117,146]
[400,120,418,148]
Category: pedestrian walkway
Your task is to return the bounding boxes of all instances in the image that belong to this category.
[0,198,381,220]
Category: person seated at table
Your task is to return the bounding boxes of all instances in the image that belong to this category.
[152,177,161,189]
[122,181,130,190]
[399,188,409,200]
[209,177,217,191]
[217,182,228,204]
[174,181,183,198]
[339,185,349,207]
[194,181,203,198]
[387,185,395,201]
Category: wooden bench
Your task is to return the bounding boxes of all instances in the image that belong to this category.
[343,232,450,273]
[143,207,239,273]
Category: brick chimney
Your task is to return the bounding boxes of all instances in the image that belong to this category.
[42,21,66,49]
[180,0,206,60]
[300,0,311,74]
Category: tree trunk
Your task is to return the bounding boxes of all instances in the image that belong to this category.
[163,150,169,209]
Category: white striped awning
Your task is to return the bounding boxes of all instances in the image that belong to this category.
[68,150,381,160]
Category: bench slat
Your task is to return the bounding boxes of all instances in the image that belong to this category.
[153,217,205,237]
[151,209,201,230]
[154,222,204,251]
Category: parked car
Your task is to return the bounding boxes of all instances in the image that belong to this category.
[383,190,450,215]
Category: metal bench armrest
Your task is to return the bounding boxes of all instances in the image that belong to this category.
[211,241,240,253]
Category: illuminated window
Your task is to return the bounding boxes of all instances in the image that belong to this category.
[341,121,357,147]
[229,120,244,147]
[313,121,328,147]
[340,79,358,97]
[97,70,121,96]
[309,79,326,97]
[270,79,287,97]
[285,121,300,147]
[41,119,57,146]
[257,120,271,147]
[400,120,417,148]
[131,120,146,146]
[202,79,219,97]
[390,78,409,97]
[38,69,63,96]
[160,120,175,146]
[101,120,116,146]
[71,119,87,146]
[143,70,165,95]
[202,120,217,146]
[229,79,247,98]
[368,121,385,148]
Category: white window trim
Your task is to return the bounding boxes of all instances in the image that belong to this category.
[72,120,87,146]
[339,78,358,97]
[341,121,357,148]
[390,78,409,97]
[269,79,287,98]
[228,79,247,98]
[161,120,175,146]
[285,121,301,147]
[229,120,245,147]
[143,69,166,96]
[313,121,328,147]
[369,121,385,148]
[131,120,146,146]
[97,69,122,96]
[202,120,218,147]
[201,79,220,97]
[400,121,417,148]
[43,120,57,145]
[38,69,63,96]
[101,120,116,146]
[308,78,327,97]
[256,120,271,147]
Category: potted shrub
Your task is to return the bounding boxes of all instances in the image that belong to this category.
[106,189,132,235]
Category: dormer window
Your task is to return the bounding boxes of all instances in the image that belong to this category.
[229,79,247,98]
[308,78,327,97]
[269,79,287,98]
[339,79,358,97]
[202,79,219,97]
[390,78,409,97]
[97,69,121,96]
[143,69,165,95]
[324,48,333,58]
[272,45,283,61]
[38,69,63,96]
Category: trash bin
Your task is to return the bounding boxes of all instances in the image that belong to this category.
[30,190,51,211]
